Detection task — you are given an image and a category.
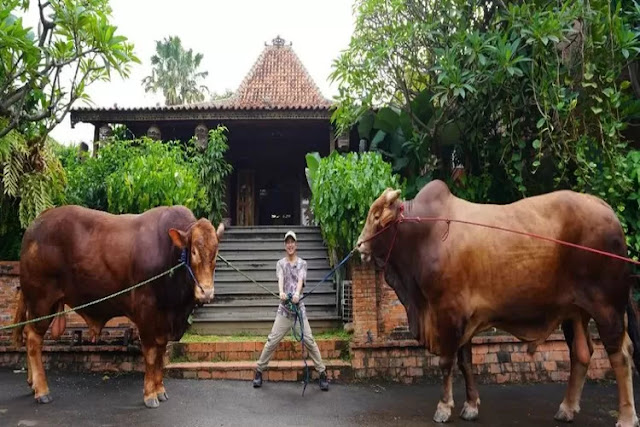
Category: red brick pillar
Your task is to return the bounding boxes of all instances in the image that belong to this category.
[0,262,20,342]
[352,265,379,344]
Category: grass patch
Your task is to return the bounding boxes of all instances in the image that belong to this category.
[180,328,353,343]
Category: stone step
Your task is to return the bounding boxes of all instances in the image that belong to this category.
[218,250,329,261]
[212,292,335,305]
[222,235,324,243]
[206,294,336,305]
[168,339,349,363]
[189,317,342,335]
[214,283,335,293]
[225,226,320,234]
[220,241,327,251]
[195,307,336,319]
[192,309,339,322]
[165,359,351,382]
[215,270,332,282]
[216,259,330,270]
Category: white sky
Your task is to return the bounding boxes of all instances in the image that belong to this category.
[42,0,355,144]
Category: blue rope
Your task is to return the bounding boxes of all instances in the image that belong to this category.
[286,293,309,396]
[299,249,355,301]
[181,248,205,294]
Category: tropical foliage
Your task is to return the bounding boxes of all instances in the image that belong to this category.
[142,36,209,106]
[61,129,231,220]
[188,126,233,224]
[309,151,402,263]
[0,0,137,238]
[331,0,640,258]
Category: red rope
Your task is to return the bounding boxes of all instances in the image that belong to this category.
[397,215,640,266]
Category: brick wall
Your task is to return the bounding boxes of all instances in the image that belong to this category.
[0,344,144,373]
[350,265,614,384]
[350,334,613,384]
[351,265,411,345]
[0,261,138,344]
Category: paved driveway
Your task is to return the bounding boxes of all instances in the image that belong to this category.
[0,369,634,426]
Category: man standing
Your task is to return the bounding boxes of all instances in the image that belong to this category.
[252,230,329,391]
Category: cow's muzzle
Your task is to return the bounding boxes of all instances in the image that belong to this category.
[356,240,372,263]
[195,287,214,304]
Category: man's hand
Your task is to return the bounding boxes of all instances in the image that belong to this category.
[292,293,300,304]
[280,292,287,301]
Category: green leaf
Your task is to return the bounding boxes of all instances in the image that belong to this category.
[370,130,387,150]
[373,107,400,134]
[536,118,546,129]
[357,110,375,139]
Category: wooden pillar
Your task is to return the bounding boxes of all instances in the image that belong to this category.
[329,127,336,153]
[92,124,100,157]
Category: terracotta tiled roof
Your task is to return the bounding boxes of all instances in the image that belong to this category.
[220,36,332,109]
[71,36,331,113]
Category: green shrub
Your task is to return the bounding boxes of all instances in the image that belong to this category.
[310,151,402,263]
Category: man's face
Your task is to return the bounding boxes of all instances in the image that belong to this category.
[285,237,297,255]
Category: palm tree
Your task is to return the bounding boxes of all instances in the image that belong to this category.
[142,36,209,106]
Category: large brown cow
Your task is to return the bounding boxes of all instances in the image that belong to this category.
[12,205,224,408]
[357,180,640,427]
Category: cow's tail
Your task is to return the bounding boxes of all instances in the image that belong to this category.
[12,289,27,347]
[626,290,640,374]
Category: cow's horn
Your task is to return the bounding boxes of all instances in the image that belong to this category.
[385,189,401,205]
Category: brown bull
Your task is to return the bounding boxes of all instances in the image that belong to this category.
[357,180,640,427]
[12,205,224,408]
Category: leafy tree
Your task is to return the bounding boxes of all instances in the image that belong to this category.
[142,36,209,106]
[331,0,640,202]
[0,0,138,229]
[210,89,234,102]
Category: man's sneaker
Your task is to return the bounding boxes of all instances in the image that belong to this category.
[252,370,263,388]
[318,371,329,391]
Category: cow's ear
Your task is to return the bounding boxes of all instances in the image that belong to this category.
[385,189,401,206]
[216,223,225,241]
[168,228,188,249]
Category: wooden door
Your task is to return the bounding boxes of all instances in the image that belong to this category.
[236,170,255,226]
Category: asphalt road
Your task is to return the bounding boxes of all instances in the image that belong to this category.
[0,369,636,426]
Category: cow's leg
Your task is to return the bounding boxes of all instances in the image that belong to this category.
[595,310,638,427]
[555,315,593,423]
[457,342,480,421]
[141,340,160,409]
[26,347,33,387]
[433,354,456,423]
[154,339,168,402]
[25,321,52,403]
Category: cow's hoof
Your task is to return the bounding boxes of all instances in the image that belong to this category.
[35,394,53,404]
[615,415,639,427]
[554,402,577,423]
[433,402,453,423]
[144,397,160,409]
[460,401,479,421]
[157,391,168,402]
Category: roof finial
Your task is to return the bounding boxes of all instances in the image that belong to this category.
[272,35,285,47]
[270,35,292,47]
